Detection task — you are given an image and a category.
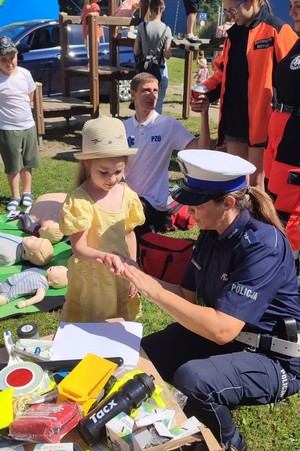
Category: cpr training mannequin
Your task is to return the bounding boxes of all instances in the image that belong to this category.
[0,266,68,308]
[15,193,67,244]
[0,233,54,267]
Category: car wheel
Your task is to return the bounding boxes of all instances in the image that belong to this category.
[118,80,131,102]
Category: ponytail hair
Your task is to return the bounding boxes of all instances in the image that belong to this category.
[214,187,285,234]
[246,187,285,233]
[149,0,165,15]
[258,0,273,14]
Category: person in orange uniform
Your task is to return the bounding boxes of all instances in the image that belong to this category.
[203,0,298,190]
[264,0,300,273]
[81,0,104,60]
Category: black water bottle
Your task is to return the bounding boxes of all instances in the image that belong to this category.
[78,372,155,446]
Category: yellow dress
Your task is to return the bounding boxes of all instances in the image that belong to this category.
[59,184,145,322]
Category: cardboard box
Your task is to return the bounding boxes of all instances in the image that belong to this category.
[146,427,222,451]
[132,427,222,451]
[105,412,134,451]
[106,410,222,451]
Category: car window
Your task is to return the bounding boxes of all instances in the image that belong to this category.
[68,24,85,46]
[0,24,29,40]
[66,23,109,46]
[30,26,55,50]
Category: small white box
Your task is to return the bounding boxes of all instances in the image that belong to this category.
[168,416,202,440]
[134,402,175,429]
[105,412,134,451]
[132,427,153,451]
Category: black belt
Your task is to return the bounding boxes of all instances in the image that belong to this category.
[273,102,300,116]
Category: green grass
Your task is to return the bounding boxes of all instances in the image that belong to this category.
[0,57,299,451]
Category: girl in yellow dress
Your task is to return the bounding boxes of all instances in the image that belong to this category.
[59,116,145,322]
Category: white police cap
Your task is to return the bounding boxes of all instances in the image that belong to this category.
[172,150,256,206]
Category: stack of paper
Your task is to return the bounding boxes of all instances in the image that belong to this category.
[52,322,143,367]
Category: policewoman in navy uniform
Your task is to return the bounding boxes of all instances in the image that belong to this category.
[113,150,300,451]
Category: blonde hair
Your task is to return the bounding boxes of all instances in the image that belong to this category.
[76,158,128,187]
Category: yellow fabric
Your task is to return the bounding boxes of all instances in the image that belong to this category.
[59,184,145,322]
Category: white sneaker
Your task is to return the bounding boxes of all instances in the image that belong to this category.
[186,33,202,43]
[127,31,137,39]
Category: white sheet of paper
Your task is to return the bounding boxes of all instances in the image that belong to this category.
[52,321,143,367]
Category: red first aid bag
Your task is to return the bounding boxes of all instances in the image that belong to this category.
[138,233,193,284]
[169,200,195,230]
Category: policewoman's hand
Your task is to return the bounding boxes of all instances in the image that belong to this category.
[122,263,162,301]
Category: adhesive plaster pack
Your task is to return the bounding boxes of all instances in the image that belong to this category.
[33,444,74,450]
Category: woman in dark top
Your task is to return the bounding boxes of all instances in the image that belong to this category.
[264,0,300,273]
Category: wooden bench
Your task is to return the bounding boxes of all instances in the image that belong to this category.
[32,82,95,144]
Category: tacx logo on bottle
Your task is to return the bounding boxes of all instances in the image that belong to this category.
[127,135,135,147]
[89,399,117,424]
[151,135,161,142]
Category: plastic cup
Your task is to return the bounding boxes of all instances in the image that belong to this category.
[191,84,208,101]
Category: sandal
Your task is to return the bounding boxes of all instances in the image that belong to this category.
[6,197,21,212]
[21,192,33,207]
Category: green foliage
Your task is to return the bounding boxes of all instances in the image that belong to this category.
[200,0,222,23]
[0,158,77,207]
[58,0,83,15]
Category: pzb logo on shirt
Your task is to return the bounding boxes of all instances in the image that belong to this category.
[151,135,161,142]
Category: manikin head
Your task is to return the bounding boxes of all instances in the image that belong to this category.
[46,266,68,288]
[22,236,54,266]
[39,222,64,244]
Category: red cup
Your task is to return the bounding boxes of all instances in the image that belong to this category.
[191,84,208,100]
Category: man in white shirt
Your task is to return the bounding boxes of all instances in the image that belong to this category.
[124,72,210,237]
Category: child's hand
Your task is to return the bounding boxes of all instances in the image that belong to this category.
[98,253,124,274]
[129,282,138,298]
[17,300,27,309]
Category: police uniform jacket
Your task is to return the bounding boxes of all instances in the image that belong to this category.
[181,209,300,376]
[203,5,298,147]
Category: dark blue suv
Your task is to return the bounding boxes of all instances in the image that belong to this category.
[0,19,135,101]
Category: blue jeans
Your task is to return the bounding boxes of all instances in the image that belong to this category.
[155,64,168,115]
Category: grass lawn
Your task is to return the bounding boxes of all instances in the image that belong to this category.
[0,56,299,451]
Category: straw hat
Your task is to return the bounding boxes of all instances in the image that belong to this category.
[198,57,208,68]
[74,116,138,160]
